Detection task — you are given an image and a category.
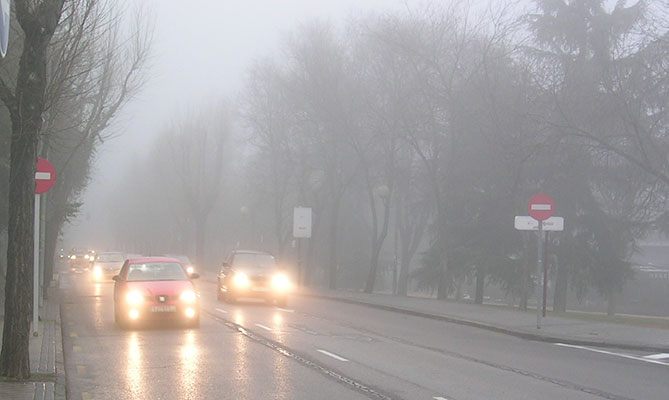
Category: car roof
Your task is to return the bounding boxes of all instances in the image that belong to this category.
[232,250,274,256]
[126,256,182,264]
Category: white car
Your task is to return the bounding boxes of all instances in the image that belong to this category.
[92,252,126,281]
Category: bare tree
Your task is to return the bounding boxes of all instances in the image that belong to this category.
[0,0,66,379]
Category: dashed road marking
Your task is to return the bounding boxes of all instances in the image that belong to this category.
[644,353,669,361]
[555,343,669,366]
[68,321,75,326]
[76,365,87,375]
[434,397,450,400]
[275,307,294,313]
[255,323,272,331]
[317,349,349,362]
[215,308,228,314]
[81,392,92,400]
[70,332,78,338]
[73,346,81,352]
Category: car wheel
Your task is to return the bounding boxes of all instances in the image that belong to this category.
[114,305,127,329]
[275,296,288,308]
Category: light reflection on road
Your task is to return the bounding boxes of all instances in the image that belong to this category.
[126,332,144,399]
[234,319,250,397]
[179,330,200,399]
[93,283,104,330]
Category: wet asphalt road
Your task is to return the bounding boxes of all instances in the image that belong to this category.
[58,269,669,400]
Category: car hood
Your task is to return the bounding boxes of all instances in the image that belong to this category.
[125,280,195,296]
[95,261,123,269]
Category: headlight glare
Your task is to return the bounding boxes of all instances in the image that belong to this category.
[180,290,197,303]
[233,272,250,288]
[186,265,195,275]
[126,291,144,305]
[272,273,292,292]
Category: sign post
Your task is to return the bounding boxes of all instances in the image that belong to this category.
[34,158,56,336]
[0,0,10,57]
[293,207,312,285]
[528,194,554,330]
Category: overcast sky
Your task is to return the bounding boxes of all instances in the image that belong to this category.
[66,0,409,245]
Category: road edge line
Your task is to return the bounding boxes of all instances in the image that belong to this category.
[298,292,669,353]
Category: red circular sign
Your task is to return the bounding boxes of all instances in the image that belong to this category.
[528,193,554,221]
[35,158,56,194]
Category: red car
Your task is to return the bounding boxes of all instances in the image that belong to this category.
[113,257,200,329]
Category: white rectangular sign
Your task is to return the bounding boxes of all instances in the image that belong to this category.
[514,216,564,231]
[293,207,312,238]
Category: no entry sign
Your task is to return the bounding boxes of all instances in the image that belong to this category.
[528,193,554,221]
[35,158,56,194]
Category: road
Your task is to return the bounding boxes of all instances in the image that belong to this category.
[58,269,669,400]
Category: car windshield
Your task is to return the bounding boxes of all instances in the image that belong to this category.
[126,262,188,281]
[232,253,276,268]
[97,254,124,262]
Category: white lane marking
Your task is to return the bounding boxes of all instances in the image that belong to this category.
[215,308,228,314]
[433,397,450,400]
[644,353,669,360]
[275,307,294,313]
[255,323,272,331]
[317,349,349,362]
[531,204,551,210]
[35,172,51,180]
[555,343,669,366]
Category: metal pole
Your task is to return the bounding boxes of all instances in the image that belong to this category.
[33,193,40,337]
[39,192,46,306]
[542,232,549,317]
[297,238,302,286]
[536,221,543,330]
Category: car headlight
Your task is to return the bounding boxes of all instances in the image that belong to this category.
[233,272,250,288]
[186,265,195,275]
[272,273,292,292]
[70,255,76,260]
[84,254,90,260]
[126,291,144,305]
[180,290,197,303]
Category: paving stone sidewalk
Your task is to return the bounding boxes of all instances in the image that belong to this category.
[300,288,669,352]
[0,284,65,400]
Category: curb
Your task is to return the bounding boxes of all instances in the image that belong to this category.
[53,292,66,400]
[300,292,669,353]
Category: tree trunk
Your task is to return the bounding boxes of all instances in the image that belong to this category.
[194,215,206,270]
[1,0,67,377]
[475,268,485,305]
[436,247,449,300]
[552,254,567,313]
[327,197,340,290]
[606,288,617,316]
[1,117,38,379]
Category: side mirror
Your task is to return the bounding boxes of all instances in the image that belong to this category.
[189,272,200,279]
[112,275,120,281]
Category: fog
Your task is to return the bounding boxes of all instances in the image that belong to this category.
[47,0,669,317]
[68,0,405,243]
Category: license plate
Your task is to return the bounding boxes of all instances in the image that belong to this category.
[151,305,176,313]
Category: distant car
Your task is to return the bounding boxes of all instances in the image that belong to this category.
[165,255,196,275]
[217,250,292,307]
[68,248,91,272]
[91,252,125,281]
[113,257,200,329]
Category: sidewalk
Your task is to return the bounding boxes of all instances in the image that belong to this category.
[0,283,65,400]
[300,288,669,352]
